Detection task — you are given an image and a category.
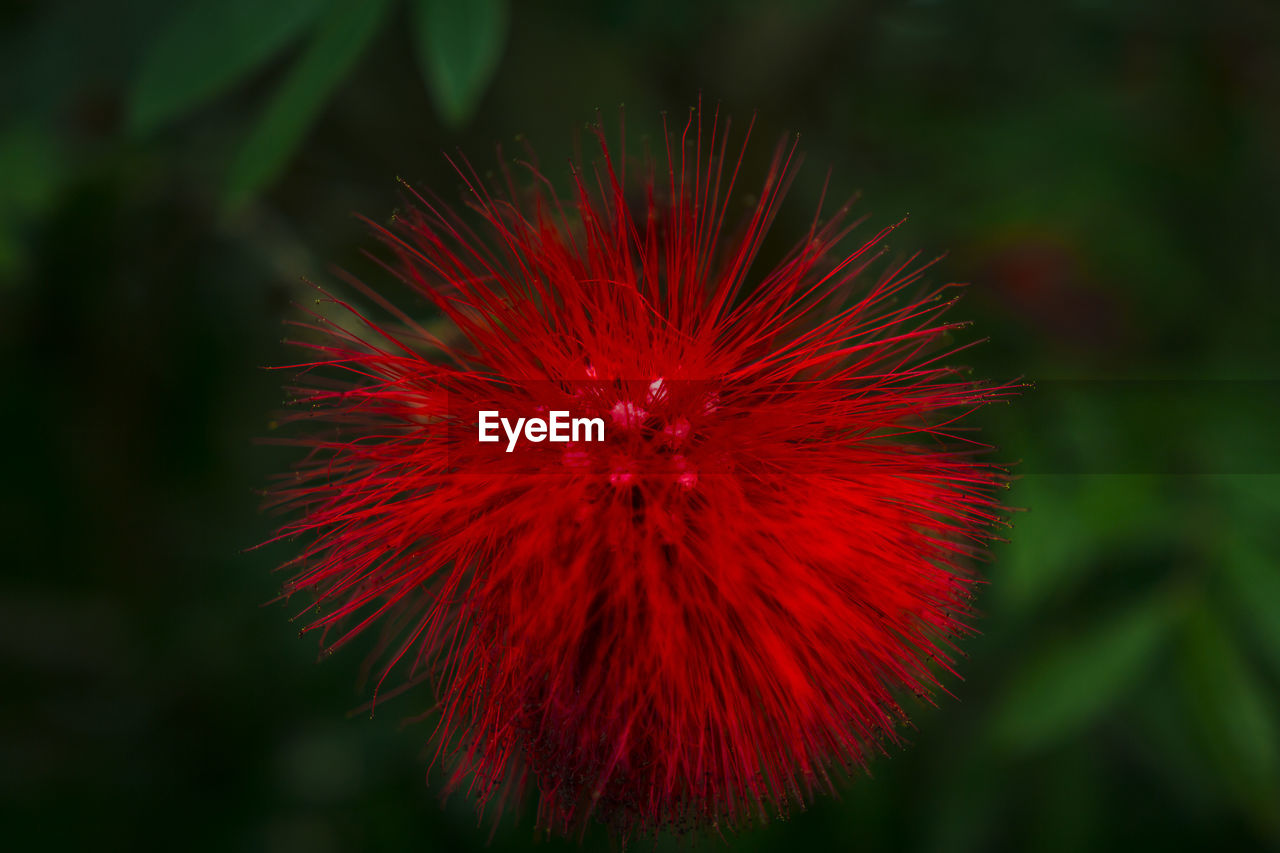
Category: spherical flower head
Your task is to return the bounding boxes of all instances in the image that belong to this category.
[267,107,1015,839]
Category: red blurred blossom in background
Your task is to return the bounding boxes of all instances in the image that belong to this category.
[265,106,1015,839]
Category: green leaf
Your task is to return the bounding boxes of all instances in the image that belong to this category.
[921,752,1007,853]
[410,0,509,129]
[1128,677,1226,813]
[225,0,394,207]
[1028,745,1103,853]
[1178,600,1280,812]
[995,476,1092,615]
[0,124,66,282]
[0,124,63,217]
[1216,476,1280,676]
[1221,532,1280,677]
[127,0,325,135]
[992,592,1174,751]
[994,474,1168,617]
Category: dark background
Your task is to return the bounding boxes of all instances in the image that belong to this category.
[3,0,1279,850]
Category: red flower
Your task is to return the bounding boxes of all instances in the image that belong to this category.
[268,107,1013,838]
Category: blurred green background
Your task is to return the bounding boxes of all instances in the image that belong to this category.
[3,0,1279,850]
